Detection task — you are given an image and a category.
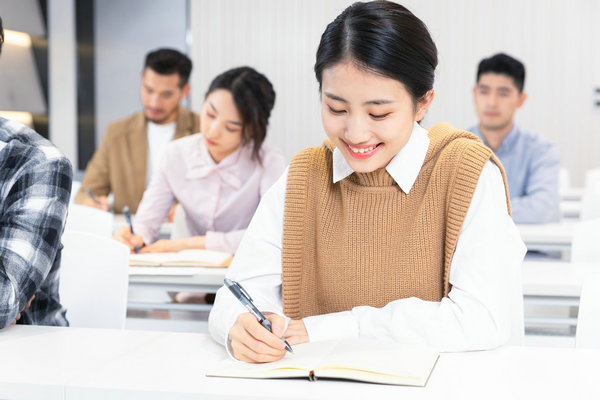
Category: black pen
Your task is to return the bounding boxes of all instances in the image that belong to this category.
[122,205,140,254]
[84,188,102,207]
[224,278,293,353]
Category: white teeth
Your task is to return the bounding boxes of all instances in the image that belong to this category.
[349,144,376,153]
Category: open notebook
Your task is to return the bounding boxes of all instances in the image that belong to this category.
[129,249,232,268]
[206,339,439,386]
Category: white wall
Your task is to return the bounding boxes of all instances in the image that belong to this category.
[190,0,600,185]
[48,0,77,166]
[94,0,188,148]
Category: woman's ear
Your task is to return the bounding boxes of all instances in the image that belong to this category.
[415,90,435,122]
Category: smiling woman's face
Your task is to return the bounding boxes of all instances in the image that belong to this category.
[321,62,432,173]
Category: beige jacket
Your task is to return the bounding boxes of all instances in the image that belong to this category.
[74,105,200,213]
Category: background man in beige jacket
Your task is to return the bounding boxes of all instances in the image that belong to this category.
[75,48,200,213]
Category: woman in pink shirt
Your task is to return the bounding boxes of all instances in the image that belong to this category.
[113,66,285,254]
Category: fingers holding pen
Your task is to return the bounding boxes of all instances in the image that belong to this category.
[112,226,144,253]
[229,313,287,363]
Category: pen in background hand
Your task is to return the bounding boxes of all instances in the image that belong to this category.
[122,205,140,254]
[224,278,293,353]
[84,188,102,207]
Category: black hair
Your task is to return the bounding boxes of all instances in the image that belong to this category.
[476,53,525,93]
[314,0,438,108]
[0,17,4,55]
[144,48,192,87]
[205,66,276,162]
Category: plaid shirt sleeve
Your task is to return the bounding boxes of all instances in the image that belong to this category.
[0,121,72,328]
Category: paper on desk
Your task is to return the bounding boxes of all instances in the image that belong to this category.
[128,266,214,276]
[129,249,232,268]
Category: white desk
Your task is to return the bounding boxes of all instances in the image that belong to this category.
[522,261,600,298]
[128,266,226,312]
[517,221,575,256]
[522,260,600,327]
[560,187,584,201]
[560,200,582,219]
[1,325,599,399]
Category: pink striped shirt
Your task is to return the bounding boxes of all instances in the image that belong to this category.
[134,133,286,253]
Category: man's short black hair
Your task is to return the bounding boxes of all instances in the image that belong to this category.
[0,17,4,55]
[144,48,192,87]
[477,53,525,93]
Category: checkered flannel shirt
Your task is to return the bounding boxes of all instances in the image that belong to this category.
[0,118,72,328]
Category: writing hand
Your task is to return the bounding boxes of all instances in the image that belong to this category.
[82,194,109,211]
[112,225,144,253]
[140,239,182,253]
[228,312,287,363]
[283,319,309,346]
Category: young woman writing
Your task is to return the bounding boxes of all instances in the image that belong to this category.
[209,1,526,363]
[114,66,285,254]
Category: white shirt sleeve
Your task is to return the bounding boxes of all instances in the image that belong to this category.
[208,161,527,352]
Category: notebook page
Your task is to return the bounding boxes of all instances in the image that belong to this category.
[315,339,438,379]
[206,341,337,378]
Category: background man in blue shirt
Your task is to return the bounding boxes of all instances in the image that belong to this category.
[470,53,560,224]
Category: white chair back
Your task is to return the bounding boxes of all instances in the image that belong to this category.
[65,204,113,237]
[170,204,190,239]
[576,273,600,348]
[558,167,570,194]
[581,168,600,220]
[70,181,81,204]
[571,218,600,263]
[59,230,130,329]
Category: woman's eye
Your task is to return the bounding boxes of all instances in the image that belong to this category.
[206,112,215,119]
[370,113,391,120]
[328,106,346,115]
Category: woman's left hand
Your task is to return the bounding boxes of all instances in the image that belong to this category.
[140,239,183,253]
[284,319,309,346]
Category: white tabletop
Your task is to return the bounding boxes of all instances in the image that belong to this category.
[560,200,582,219]
[2,325,600,400]
[522,260,600,297]
[560,187,584,201]
[517,221,575,255]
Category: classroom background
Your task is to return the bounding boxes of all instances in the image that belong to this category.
[0,0,598,186]
[2,0,600,397]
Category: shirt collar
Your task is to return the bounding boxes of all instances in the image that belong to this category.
[470,123,519,154]
[495,124,519,153]
[332,121,430,194]
[185,134,248,189]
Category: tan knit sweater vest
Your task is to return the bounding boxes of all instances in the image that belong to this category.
[281,122,510,319]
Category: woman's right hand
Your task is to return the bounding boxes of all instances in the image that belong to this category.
[228,312,288,363]
[112,225,144,253]
[82,195,110,211]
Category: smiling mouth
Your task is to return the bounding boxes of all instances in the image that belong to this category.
[344,142,382,159]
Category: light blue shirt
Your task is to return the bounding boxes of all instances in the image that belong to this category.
[468,124,560,224]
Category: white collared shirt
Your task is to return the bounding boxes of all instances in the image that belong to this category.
[208,122,527,352]
[146,121,176,185]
